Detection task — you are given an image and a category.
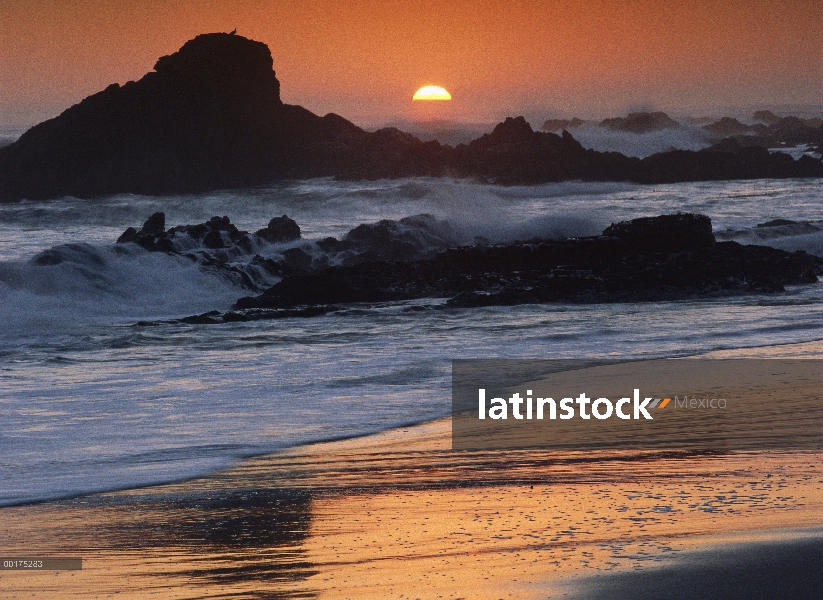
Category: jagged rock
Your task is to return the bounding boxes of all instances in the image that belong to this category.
[767,117,823,146]
[0,34,292,200]
[128,214,248,248]
[235,213,823,310]
[141,212,165,235]
[113,211,465,291]
[254,215,301,243]
[449,117,642,184]
[203,230,225,249]
[116,211,168,249]
[116,227,139,244]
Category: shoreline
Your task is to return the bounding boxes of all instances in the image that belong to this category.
[9,335,823,509]
[3,341,823,597]
[2,418,822,598]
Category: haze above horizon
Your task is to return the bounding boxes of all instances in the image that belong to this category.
[2,0,821,129]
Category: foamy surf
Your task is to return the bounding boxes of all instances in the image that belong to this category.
[2,176,823,506]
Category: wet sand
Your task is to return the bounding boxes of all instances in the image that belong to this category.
[564,531,823,600]
[2,354,823,599]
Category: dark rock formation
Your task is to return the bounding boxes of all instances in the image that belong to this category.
[765,117,823,147]
[541,117,587,132]
[114,211,463,289]
[716,116,823,151]
[118,211,255,254]
[334,214,460,263]
[235,213,823,310]
[0,33,448,201]
[254,215,301,243]
[449,117,643,184]
[757,219,797,228]
[0,34,291,199]
[753,110,782,125]
[117,212,176,252]
[640,139,823,182]
[1,32,821,201]
[600,112,681,134]
[601,213,715,253]
[115,212,284,287]
[703,117,753,137]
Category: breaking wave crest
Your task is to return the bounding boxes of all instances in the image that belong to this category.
[716,220,823,257]
[0,206,603,343]
[0,243,242,339]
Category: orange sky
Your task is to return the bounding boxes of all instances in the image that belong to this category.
[1,0,821,128]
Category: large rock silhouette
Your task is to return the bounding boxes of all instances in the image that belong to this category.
[1,33,821,201]
[1,34,293,198]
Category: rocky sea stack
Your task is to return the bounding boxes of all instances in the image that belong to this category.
[1,33,821,201]
[1,34,290,198]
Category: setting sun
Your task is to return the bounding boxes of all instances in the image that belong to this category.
[412,86,451,101]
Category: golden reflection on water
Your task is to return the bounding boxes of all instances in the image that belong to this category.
[1,416,821,599]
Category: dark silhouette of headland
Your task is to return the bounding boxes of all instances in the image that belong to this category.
[0,32,821,201]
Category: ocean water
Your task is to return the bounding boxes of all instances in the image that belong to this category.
[1,177,823,506]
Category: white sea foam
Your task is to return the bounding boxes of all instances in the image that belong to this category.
[569,123,715,157]
[0,243,241,339]
[3,177,823,506]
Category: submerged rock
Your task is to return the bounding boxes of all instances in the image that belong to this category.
[757,219,798,228]
[235,213,823,310]
[116,213,270,288]
[339,214,460,263]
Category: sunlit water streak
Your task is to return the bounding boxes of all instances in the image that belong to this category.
[1,177,822,505]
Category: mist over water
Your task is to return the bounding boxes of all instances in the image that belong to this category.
[2,176,823,505]
[568,123,715,157]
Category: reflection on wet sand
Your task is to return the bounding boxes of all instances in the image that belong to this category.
[1,415,821,599]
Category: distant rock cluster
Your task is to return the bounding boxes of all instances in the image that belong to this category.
[542,109,822,152]
[0,32,821,201]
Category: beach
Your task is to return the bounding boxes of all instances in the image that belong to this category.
[3,357,822,599]
[2,179,823,599]
[2,5,822,597]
